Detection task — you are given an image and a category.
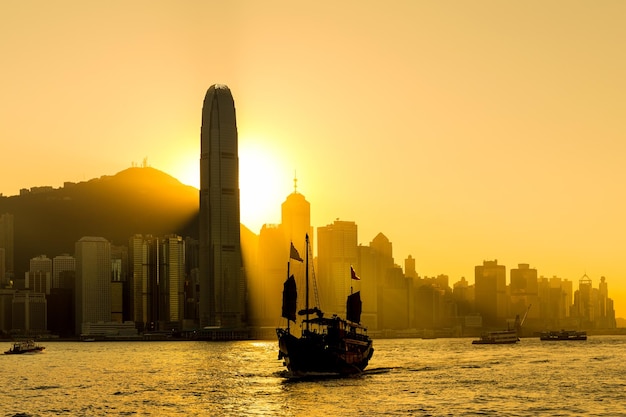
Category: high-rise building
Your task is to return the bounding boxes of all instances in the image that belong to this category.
[12,292,46,333]
[317,220,358,315]
[0,214,14,284]
[26,255,52,294]
[129,234,151,330]
[199,84,245,328]
[160,235,185,328]
[474,259,507,326]
[75,236,111,335]
[281,177,312,255]
[53,254,75,289]
[510,263,538,320]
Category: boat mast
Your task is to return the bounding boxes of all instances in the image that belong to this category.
[305,233,310,332]
[287,259,291,332]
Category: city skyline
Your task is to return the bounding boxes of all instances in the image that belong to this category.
[2,2,625,317]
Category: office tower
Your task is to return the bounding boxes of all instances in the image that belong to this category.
[404,255,417,279]
[317,220,358,315]
[510,263,538,319]
[199,84,245,328]
[281,177,312,255]
[0,214,14,284]
[129,234,150,330]
[110,245,128,283]
[53,254,75,289]
[576,274,593,323]
[160,235,185,327]
[26,255,52,294]
[0,248,5,286]
[75,236,111,335]
[474,259,507,326]
[128,234,186,331]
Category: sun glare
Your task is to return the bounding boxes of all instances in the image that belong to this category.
[238,141,286,232]
[177,161,200,189]
[166,140,287,232]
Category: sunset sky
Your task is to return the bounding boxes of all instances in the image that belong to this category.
[2,2,625,316]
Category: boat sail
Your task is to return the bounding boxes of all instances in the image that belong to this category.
[276,235,374,375]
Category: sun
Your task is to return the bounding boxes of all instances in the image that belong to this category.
[164,139,287,232]
[238,140,287,232]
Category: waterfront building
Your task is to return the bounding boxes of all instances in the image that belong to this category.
[0,248,5,287]
[317,220,358,316]
[510,263,539,320]
[129,234,149,329]
[128,234,185,331]
[474,259,507,326]
[12,291,47,334]
[0,213,14,284]
[75,236,111,335]
[199,84,245,328]
[281,177,313,255]
[26,255,52,294]
[159,235,185,329]
[53,254,75,289]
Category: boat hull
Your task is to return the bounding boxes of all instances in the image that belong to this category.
[277,329,374,375]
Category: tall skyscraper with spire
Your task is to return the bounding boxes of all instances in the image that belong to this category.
[199,84,245,328]
[281,175,312,256]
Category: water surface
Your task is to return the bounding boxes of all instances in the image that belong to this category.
[2,336,625,416]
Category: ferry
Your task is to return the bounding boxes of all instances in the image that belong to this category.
[472,305,532,345]
[4,340,46,354]
[472,329,519,344]
[539,330,587,341]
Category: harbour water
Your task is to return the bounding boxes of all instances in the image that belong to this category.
[2,335,625,416]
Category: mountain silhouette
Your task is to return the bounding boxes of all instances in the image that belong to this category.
[0,167,199,278]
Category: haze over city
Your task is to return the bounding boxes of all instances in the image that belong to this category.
[2,1,625,317]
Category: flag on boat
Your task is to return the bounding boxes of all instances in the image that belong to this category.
[350,266,360,280]
[290,242,303,262]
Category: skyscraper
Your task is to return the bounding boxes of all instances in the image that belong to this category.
[199,84,245,328]
[75,236,111,335]
[317,220,358,315]
[0,213,14,285]
[281,176,312,255]
[52,254,76,289]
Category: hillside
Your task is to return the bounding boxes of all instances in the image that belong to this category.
[0,167,199,276]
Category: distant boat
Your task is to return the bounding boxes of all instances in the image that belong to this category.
[472,329,519,345]
[276,235,374,376]
[539,330,587,341]
[4,340,45,354]
[472,305,532,345]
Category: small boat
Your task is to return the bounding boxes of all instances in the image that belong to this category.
[4,340,46,354]
[276,235,374,376]
[472,305,531,345]
[539,330,587,341]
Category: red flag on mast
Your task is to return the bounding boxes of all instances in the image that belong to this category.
[350,266,360,280]
[290,242,303,262]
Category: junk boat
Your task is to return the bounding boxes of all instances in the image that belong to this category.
[276,234,374,375]
[472,305,531,345]
[4,340,46,354]
[539,330,587,341]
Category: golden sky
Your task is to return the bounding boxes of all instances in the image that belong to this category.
[2,1,626,316]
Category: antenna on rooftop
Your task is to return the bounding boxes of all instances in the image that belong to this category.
[293,170,298,194]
